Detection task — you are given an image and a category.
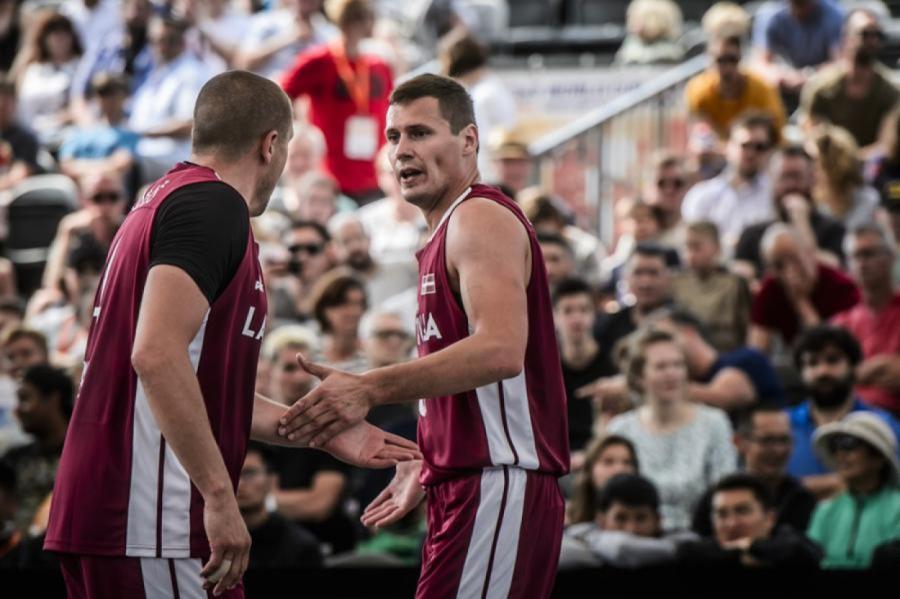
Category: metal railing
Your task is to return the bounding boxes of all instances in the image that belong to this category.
[527,54,707,243]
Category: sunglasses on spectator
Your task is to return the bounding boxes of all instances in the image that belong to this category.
[288,243,324,256]
[829,435,866,453]
[740,141,770,153]
[715,54,740,65]
[373,329,410,341]
[657,177,685,190]
[91,192,122,204]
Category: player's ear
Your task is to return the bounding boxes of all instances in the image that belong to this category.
[261,129,279,164]
[461,124,478,156]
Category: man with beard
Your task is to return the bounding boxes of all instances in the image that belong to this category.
[787,325,900,500]
[328,213,418,308]
[800,9,899,154]
[734,145,846,283]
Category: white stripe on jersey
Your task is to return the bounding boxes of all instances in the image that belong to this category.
[474,372,539,469]
[173,558,206,599]
[456,467,527,599]
[126,311,209,558]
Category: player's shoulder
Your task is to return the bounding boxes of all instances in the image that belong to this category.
[451,194,524,232]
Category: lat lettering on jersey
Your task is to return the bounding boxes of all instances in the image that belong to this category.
[420,273,436,295]
[241,306,266,341]
[416,312,442,344]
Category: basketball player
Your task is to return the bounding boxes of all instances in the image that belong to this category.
[43,71,420,598]
[278,74,569,598]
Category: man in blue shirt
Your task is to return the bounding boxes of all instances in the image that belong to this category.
[787,325,900,500]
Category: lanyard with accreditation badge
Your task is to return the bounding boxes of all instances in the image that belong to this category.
[331,41,378,161]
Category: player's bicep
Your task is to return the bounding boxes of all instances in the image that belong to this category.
[133,265,209,363]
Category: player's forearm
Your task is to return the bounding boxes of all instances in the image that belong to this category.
[132,348,233,504]
[365,332,523,407]
[252,393,311,447]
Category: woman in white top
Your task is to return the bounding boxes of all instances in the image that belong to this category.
[809,124,881,230]
[11,10,83,145]
[606,327,737,531]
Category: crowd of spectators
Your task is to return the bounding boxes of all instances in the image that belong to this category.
[0,0,898,582]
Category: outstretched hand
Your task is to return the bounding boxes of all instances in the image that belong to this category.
[361,460,426,529]
[277,353,376,447]
[322,421,421,469]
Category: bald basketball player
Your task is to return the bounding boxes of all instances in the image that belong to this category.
[44,71,419,599]
[279,74,569,598]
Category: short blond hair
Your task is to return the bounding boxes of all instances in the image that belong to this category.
[702,2,750,40]
[627,0,683,42]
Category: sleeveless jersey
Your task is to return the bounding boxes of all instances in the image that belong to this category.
[415,184,569,485]
[45,163,268,559]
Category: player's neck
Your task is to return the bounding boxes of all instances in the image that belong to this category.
[189,153,256,211]
[423,170,479,234]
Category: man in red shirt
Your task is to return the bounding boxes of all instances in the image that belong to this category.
[749,223,859,353]
[832,224,900,416]
[280,0,392,205]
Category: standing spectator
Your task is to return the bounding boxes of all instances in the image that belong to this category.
[308,268,368,373]
[808,412,900,568]
[752,0,845,102]
[237,443,322,569]
[678,474,821,567]
[178,0,250,73]
[328,213,417,308]
[58,72,138,182]
[808,125,881,230]
[673,221,751,352]
[787,326,900,499]
[734,145,846,282]
[693,406,817,537]
[237,0,338,80]
[682,113,776,253]
[280,0,392,205]
[439,31,516,184]
[568,435,640,525]
[10,10,83,145]
[686,31,785,141]
[129,16,213,181]
[1,365,71,534]
[260,325,318,406]
[487,127,532,199]
[800,9,898,154]
[0,79,40,194]
[607,328,738,531]
[749,224,859,352]
[614,0,684,65]
[644,152,690,250]
[553,279,617,454]
[833,224,900,416]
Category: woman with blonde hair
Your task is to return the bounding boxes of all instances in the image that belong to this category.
[809,124,881,229]
[615,0,685,65]
[606,327,737,531]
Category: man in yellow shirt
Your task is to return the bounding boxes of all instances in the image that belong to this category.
[686,34,786,141]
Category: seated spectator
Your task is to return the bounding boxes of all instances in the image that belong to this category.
[360,308,414,428]
[682,113,776,253]
[129,15,213,181]
[808,412,900,568]
[553,279,617,454]
[561,474,693,569]
[752,0,845,102]
[179,0,249,73]
[439,30,516,184]
[644,152,690,250]
[679,474,821,567]
[833,224,900,417]
[800,8,898,155]
[1,365,71,535]
[58,72,138,182]
[673,221,751,352]
[687,122,727,181]
[60,0,122,56]
[787,326,900,499]
[749,224,859,352]
[520,188,606,288]
[280,0,391,205]
[308,268,368,373]
[236,0,337,80]
[568,435,640,525]
[0,77,41,191]
[808,125,881,230]
[0,327,48,381]
[607,328,737,531]
[260,325,319,406]
[693,406,817,537]
[614,0,684,66]
[0,0,20,73]
[237,442,322,569]
[537,233,576,295]
[9,10,83,145]
[357,145,426,266]
[269,221,335,323]
[685,30,785,141]
[655,309,784,413]
[290,171,342,227]
[328,213,417,308]
[0,460,19,566]
[735,145,846,282]
[487,127,532,199]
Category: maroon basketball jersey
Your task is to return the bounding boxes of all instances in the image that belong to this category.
[415,184,569,485]
[45,163,268,559]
